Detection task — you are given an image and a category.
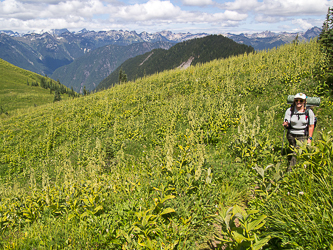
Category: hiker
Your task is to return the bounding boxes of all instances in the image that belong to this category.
[282,93,315,170]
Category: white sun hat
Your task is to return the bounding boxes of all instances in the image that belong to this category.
[294,93,307,100]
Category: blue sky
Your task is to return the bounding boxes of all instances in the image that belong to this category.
[0,0,330,34]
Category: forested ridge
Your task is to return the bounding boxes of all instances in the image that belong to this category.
[96,35,254,91]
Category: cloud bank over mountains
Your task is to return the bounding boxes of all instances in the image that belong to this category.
[0,0,330,34]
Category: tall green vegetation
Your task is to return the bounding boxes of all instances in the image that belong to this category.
[0,39,332,249]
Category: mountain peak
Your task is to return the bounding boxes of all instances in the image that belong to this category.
[245,30,277,38]
[51,29,70,35]
[303,26,321,39]
[76,28,88,34]
[0,30,22,37]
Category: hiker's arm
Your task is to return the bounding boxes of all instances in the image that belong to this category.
[308,124,314,143]
[283,109,291,128]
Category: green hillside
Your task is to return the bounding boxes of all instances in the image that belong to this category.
[0,58,76,114]
[96,34,254,91]
[0,40,332,249]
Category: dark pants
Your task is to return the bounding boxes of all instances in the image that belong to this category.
[287,133,307,171]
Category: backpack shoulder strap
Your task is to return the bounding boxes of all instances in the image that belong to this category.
[288,106,293,132]
[290,105,294,117]
[305,109,309,116]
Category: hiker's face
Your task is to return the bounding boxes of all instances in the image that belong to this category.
[294,99,304,107]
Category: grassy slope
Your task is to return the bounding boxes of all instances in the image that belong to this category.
[0,58,71,113]
[0,41,332,248]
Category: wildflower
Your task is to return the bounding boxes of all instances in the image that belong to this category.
[299,191,304,195]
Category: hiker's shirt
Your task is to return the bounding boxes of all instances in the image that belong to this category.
[284,107,315,135]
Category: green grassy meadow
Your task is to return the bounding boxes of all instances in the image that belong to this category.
[0,58,72,113]
[0,40,333,249]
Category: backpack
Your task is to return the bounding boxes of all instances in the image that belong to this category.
[289,106,317,136]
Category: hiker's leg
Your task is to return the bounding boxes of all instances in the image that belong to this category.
[287,134,307,171]
[287,133,296,171]
[298,136,308,143]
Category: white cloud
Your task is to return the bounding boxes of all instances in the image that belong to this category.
[181,0,214,6]
[1,0,25,15]
[48,0,107,18]
[18,0,64,3]
[292,18,314,30]
[0,0,328,34]
[0,0,110,20]
[212,10,247,21]
[222,0,261,12]
[114,0,246,24]
[0,0,247,32]
[0,0,42,20]
[255,15,285,23]
[254,0,330,16]
[116,0,182,21]
[222,0,330,16]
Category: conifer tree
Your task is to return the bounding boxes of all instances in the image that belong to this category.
[40,78,46,89]
[292,34,299,45]
[83,86,88,96]
[53,90,61,102]
[319,7,333,84]
[119,69,123,84]
[122,73,127,83]
[118,69,127,84]
[319,8,333,61]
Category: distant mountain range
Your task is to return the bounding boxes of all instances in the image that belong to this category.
[0,27,322,93]
[51,41,173,93]
[0,29,207,77]
[223,27,321,50]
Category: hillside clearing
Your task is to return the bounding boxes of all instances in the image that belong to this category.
[0,40,332,249]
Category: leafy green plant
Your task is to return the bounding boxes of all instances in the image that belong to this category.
[214,205,270,250]
[251,163,282,201]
